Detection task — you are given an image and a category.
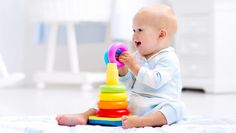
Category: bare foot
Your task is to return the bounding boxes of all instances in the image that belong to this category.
[56,114,88,126]
[122,115,143,129]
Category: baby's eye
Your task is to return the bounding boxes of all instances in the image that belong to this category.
[133,28,143,32]
[138,28,143,32]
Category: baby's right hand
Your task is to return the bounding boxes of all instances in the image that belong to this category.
[119,51,135,67]
[119,51,140,76]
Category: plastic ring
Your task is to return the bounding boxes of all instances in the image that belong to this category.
[98,101,128,109]
[97,109,130,118]
[108,43,128,68]
[99,93,127,101]
[104,49,123,65]
[88,116,122,126]
[100,85,126,93]
[89,116,122,121]
[116,49,122,54]
[104,50,109,65]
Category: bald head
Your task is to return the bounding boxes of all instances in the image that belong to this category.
[133,4,177,37]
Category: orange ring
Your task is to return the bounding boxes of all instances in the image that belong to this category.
[98,101,128,109]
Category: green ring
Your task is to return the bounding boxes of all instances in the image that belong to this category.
[100,85,126,93]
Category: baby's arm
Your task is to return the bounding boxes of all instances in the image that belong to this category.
[118,66,128,76]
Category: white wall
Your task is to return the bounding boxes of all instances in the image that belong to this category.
[111,0,173,41]
[0,0,26,74]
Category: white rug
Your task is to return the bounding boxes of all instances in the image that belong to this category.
[0,115,236,133]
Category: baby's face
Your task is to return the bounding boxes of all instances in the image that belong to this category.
[132,12,162,59]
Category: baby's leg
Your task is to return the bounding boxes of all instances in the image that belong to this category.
[56,114,88,126]
[122,111,167,129]
[56,108,97,126]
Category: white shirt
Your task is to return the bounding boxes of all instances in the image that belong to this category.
[119,47,185,123]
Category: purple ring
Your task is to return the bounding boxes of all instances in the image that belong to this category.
[108,43,128,68]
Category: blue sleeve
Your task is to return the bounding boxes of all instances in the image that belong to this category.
[119,71,135,89]
[136,57,179,90]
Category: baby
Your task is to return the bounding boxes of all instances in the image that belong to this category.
[56,4,184,129]
[117,4,184,128]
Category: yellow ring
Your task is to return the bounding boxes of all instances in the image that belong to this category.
[99,93,127,101]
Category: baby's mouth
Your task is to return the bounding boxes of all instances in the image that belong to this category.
[135,41,141,47]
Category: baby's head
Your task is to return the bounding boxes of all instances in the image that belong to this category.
[132,4,177,59]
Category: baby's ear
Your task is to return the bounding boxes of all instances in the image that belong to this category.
[158,29,167,39]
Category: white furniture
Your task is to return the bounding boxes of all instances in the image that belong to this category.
[0,54,25,88]
[173,0,236,93]
[33,22,106,89]
[29,0,112,88]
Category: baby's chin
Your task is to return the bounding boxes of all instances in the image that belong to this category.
[137,50,147,57]
[139,51,156,59]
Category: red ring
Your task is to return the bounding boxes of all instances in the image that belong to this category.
[97,109,130,118]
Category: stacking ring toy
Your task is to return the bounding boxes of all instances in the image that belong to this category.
[104,43,128,68]
[99,93,127,101]
[100,85,126,93]
[97,109,130,117]
[88,116,122,126]
[98,101,128,109]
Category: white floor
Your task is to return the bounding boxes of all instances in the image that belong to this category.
[0,85,236,116]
